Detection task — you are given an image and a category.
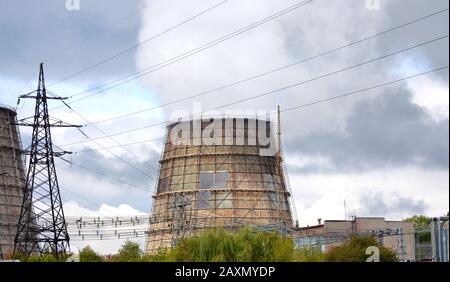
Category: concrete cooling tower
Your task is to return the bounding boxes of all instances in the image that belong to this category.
[146,117,295,253]
[0,105,26,257]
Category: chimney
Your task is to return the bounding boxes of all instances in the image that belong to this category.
[317,218,322,225]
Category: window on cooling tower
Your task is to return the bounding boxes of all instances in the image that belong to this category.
[199,171,229,189]
[196,190,211,209]
[263,174,276,191]
[158,178,169,193]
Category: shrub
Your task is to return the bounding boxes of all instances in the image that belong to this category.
[162,228,296,262]
[325,236,399,262]
[112,240,143,262]
[79,246,103,262]
[294,247,326,262]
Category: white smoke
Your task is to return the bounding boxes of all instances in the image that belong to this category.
[135,0,386,137]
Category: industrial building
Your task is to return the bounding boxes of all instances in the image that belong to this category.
[0,104,26,257]
[146,117,295,253]
[290,217,416,261]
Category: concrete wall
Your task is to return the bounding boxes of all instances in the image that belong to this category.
[0,106,26,257]
[146,118,294,253]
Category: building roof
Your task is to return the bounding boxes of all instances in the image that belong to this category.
[292,224,324,231]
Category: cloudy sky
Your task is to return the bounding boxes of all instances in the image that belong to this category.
[0,0,448,254]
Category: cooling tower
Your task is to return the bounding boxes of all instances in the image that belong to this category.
[0,105,26,257]
[146,117,294,253]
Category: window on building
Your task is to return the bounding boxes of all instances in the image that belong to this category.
[197,190,211,209]
[215,172,229,189]
[199,172,214,189]
[269,192,277,209]
[215,192,233,208]
[199,171,229,189]
[158,178,169,193]
[263,174,276,191]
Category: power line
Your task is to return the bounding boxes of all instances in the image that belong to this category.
[47,0,230,86]
[48,0,314,109]
[79,7,449,126]
[71,136,166,153]
[62,126,156,181]
[59,157,151,193]
[43,1,154,64]
[57,34,448,146]
[61,65,448,155]
[51,91,158,173]
[61,186,120,217]
[207,35,448,110]
[281,66,449,113]
[12,1,153,105]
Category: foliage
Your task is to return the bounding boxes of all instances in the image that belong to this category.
[157,228,296,262]
[294,247,326,262]
[142,248,170,262]
[404,215,432,227]
[325,236,399,262]
[79,246,103,262]
[112,240,143,262]
[404,215,432,243]
[13,252,65,262]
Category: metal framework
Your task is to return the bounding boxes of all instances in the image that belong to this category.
[146,117,295,253]
[13,63,80,258]
[169,192,191,247]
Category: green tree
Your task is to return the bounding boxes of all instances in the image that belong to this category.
[13,252,67,262]
[161,228,296,262]
[404,215,432,227]
[113,240,143,262]
[79,246,103,262]
[326,236,399,262]
[404,215,432,243]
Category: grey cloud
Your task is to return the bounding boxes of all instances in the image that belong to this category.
[383,0,449,82]
[357,191,427,218]
[70,147,159,189]
[285,84,449,173]
[56,147,159,211]
[0,0,142,83]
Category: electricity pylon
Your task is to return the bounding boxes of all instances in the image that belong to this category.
[169,192,191,247]
[13,63,81,258]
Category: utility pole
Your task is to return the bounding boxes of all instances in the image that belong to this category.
[13,63,81,258]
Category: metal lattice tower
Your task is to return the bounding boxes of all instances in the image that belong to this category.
[169,192,191,247]
[13,63,80,258]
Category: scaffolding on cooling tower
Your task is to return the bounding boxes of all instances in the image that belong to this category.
[145,116,295,253]
[0,105,26,257]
